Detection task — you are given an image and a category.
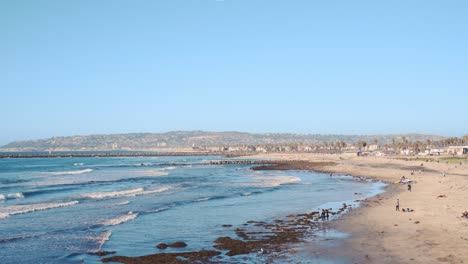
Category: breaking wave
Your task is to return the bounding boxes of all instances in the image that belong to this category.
[49,169,93,176]
[0,201,79,219]
[143,170,169,177]
[0,192,24,200]
[160,166,176,171]
[113,201,130,206]
[193,197,210,202]
[102,212,138,226]
[81,186,170,199]
[92,230,112,253]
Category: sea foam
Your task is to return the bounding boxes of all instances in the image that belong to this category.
[6,192,24,199]
[90,230,112,253]
[81,186,170,199]
[143,170,169,177]
[113,201,130,206]
[102,211,138,226]
[247,175,301,188]
[193,197,210,202]
[50,169,93,175]
[0,201,79,219]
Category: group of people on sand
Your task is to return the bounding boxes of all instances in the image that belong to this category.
[321,209,330,221]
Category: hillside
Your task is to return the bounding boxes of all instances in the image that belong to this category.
[0,131,446,151]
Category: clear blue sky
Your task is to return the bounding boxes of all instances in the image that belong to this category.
[1,0,467,145]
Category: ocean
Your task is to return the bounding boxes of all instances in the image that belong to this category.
[0,155,385,263]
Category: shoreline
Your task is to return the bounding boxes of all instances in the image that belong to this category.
[98,159,385,263]
[247,153,468,263]
[20,153,464,263]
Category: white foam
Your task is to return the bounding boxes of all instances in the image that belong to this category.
[113,201,130,206]
[81,186,170,199]
[140,187,170,195]
[49,168,93,175]
[0,201,79,219]
[102,211,138,226]
[6,192,24,199]
[143,170,169,177]
[81,188,144,199]
[0,194,5,201]
[160,166,176,171]
[194,197,210,202]
[145,207,170,213]
[73,163,84,166]
[247,175,301,188]
[91,230,112,253]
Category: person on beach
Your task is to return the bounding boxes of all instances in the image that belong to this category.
[396,199,400,211]
[411,170,414,175]
[325,209,329,220]
[408,183,412,192]
[443,171,446,177]
[321,209,326,221]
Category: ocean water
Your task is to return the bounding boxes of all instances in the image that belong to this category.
[0,156,385,263]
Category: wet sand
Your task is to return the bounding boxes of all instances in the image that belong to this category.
[250,153,468,264]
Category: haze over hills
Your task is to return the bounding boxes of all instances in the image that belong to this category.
[0,131,447,151]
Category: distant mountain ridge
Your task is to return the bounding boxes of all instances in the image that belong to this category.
[0,131,446,151]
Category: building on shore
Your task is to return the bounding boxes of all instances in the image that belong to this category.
[429,148,446,155]
[446,146,468,156]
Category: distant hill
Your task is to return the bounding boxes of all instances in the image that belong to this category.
[0,131,446,151]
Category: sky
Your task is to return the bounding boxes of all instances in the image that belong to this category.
[1,0,467,145]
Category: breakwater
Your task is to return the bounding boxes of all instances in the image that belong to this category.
[0,152,223,159]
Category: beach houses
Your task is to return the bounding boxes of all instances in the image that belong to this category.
[446,146,468,156]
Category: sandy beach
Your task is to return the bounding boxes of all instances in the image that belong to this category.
[249,153,468,263]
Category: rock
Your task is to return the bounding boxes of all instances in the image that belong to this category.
[94,251,116,256]
[102,250,221,263]
[169,241,187,248]
[222,224,232,227]
[156,243,168,249]
[214,237,256,256]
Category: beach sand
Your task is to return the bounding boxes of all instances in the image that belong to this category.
[249,153,468,264]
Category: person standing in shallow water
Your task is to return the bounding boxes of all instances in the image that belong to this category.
[396,199,400,211]
[321,209,326,221]
[325,209,329,220]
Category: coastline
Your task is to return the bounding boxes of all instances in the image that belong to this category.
[248,153,468,263]
[98,158,383,263]
[82,153,468,263]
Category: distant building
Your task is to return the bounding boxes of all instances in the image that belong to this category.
[446,146,468,156]
[429,148,445,155]
[366,145,379,151]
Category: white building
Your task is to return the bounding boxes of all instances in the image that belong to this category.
[446,146,468,156]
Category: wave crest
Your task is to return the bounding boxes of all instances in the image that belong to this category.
[102,212,138,226]
[50,169,93,175]
[0,201,79,219]
[81,186,170,199]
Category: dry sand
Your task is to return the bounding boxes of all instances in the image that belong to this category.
[249,153,468,264]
